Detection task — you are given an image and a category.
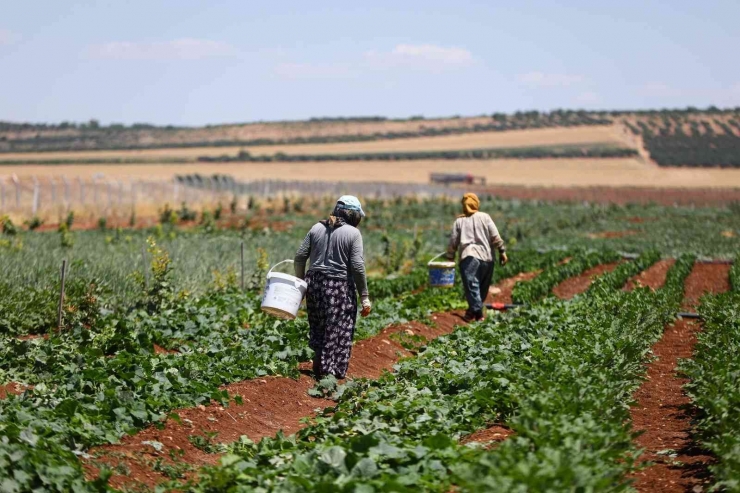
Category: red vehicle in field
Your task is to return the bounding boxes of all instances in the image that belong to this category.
[430,173,486,185]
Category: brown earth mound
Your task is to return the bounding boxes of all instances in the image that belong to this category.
[552,262,621,300]
[630,261,730,492]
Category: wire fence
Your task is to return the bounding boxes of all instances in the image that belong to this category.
[0,174,460,217]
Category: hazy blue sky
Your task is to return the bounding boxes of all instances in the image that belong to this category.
[1,1,739,125]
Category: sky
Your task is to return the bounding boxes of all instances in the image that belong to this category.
[1,0,739,126]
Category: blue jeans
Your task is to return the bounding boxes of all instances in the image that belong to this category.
[460,256,494,316]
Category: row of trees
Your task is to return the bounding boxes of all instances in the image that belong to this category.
[198,146,638,163]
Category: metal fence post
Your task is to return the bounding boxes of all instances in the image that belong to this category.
[78,177,85,205]
[32,177,40,215]
[62,176,70,207]
[57,259,67,330]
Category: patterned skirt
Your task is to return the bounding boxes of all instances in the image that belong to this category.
[305,269,357,379]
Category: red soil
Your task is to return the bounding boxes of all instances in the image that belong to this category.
[0,382,29,399]
[16,334,48,341]
[461,424,515,448]
[552,262,621,300]
[87,311,466,490]
[476,185,740,206]
[624,259,676,292]
[630,261,730,492]
[586,230,638,239]
[682,263,731,310]
[626,216,651,224]
[486,270,541,305]
[153,344,178,355]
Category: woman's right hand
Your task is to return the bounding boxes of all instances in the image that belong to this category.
[361,298,372,317]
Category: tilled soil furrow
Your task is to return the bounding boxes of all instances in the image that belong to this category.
[86,310,466,490]
[487,270,541,305]
[630,262,731,492]
[624,259,676,292]
[682,263,731,310]
[552,261,622,300]
[458,261,665,456]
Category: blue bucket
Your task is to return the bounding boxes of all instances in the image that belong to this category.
[428,253,456,288]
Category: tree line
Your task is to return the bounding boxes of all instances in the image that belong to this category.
[197,145,638,163]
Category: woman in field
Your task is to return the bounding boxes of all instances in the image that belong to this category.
[446,192,508,321]
[294,195,372,379]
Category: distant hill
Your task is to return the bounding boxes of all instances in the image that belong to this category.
[1,108,739,167]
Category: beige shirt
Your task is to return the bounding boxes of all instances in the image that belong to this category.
[447,211,506,262]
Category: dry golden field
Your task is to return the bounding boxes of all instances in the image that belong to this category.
[1,116,495,147]
[5,157,740,189]
[0,126,624,162]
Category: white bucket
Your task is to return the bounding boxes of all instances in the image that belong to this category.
[261,260,308,320]
[428,252,456,288]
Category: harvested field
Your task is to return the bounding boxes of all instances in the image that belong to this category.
[6,158,740,190]
[0,115,497,149]
[0,126,622,162]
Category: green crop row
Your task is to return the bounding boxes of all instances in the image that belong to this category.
[3,197,739,324]
[0,254,476,492]
[682,291,740,490]
[730,254,740,292]
[176,250,686,492]
[511,249,622,304]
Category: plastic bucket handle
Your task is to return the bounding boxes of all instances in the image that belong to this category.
[427,252,449,265]
[268,259,303,288]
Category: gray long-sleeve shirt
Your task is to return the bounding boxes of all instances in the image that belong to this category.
[294,222,369,299]
[447,211,506,262]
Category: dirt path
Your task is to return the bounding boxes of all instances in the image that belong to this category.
[630,262,731,492]
[624,259,676,292]
[552,262,622,300]
[487,271,541,305]
[681,263,731,310]
[87,312,464,489]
